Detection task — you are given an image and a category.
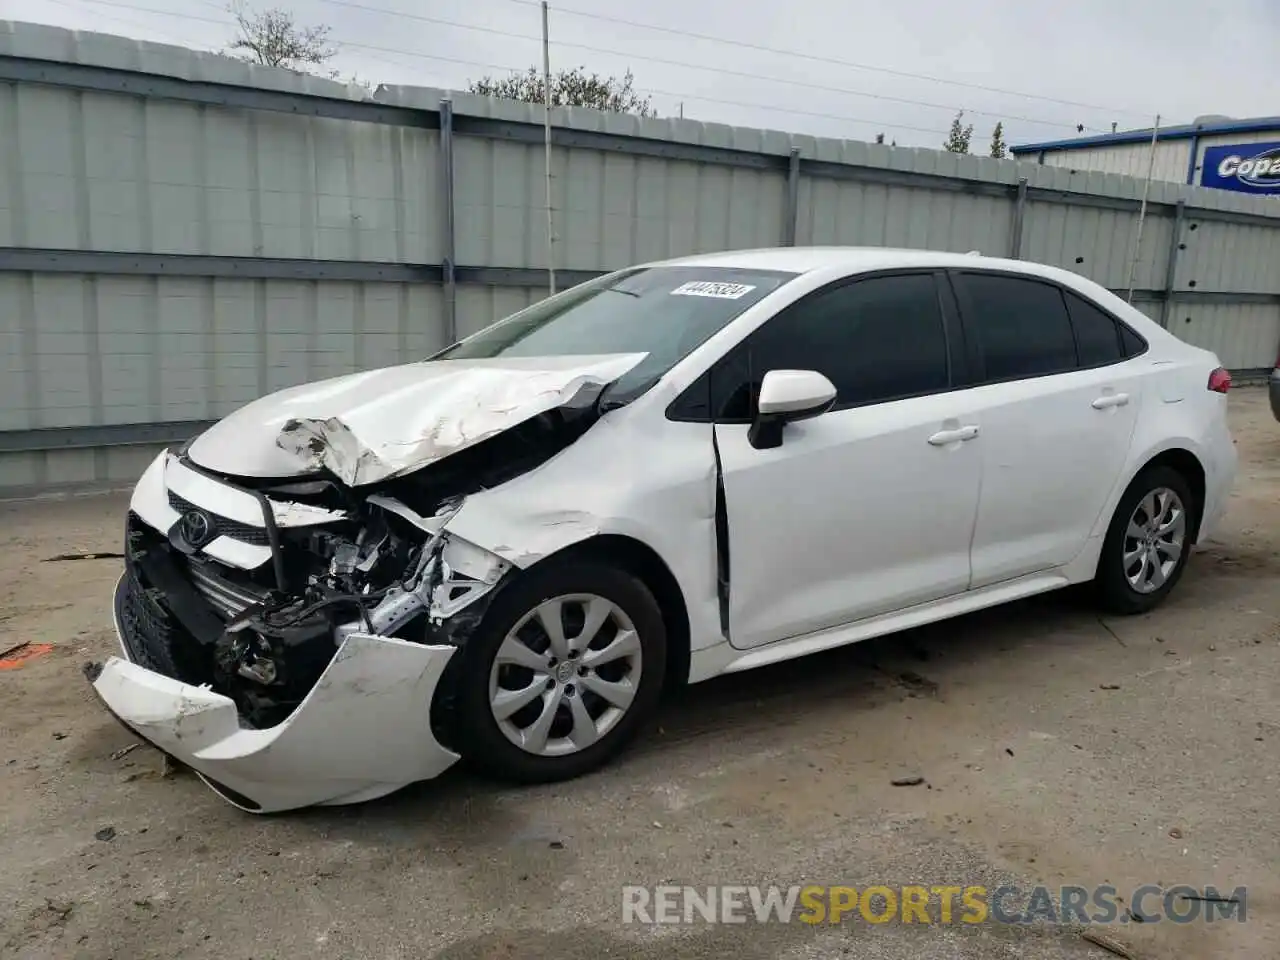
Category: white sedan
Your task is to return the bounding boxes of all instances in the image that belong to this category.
[89,247,1238,812]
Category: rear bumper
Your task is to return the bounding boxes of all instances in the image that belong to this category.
[1198,411,1238,544]
[92,571,461,813]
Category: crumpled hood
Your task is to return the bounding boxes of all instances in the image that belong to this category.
[187,353,647,486]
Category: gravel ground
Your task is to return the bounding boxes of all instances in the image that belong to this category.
[2,388,1278,960]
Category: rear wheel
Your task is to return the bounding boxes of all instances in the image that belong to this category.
[453,560,667,783]
[1095,465,1196,615]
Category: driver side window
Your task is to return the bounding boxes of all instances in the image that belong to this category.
[708,272,953,421]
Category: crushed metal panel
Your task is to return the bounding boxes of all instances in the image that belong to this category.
[91,633,461,813]
[272,354,648,486]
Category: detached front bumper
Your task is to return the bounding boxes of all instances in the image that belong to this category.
[92,574,461,813]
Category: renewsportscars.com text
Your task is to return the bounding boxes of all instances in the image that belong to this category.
[622,884,1246,925]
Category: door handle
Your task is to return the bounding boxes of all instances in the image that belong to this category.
[928,425,979,446]
[1091,393,1131,409]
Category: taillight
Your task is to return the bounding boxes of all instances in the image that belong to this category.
[1207,367,1231,394]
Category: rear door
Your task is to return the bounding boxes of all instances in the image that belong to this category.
[950,271,1144,588]
[707,271,984,649]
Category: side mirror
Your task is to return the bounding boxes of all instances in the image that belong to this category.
[748,369,837,450]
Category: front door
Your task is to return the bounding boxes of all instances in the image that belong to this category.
[708,271,984,650]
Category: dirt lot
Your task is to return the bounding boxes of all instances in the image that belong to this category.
[2,388,1278,960]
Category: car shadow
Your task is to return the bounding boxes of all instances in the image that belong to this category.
[646,587,1093,745]
[288,585,1105,835]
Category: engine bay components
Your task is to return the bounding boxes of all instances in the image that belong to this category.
[123,480,507,728]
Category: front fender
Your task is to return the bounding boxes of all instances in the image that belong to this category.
[447,503,606,570]
[440,417,724,653]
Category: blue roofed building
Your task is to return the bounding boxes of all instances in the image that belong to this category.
[1011,116,1280,196]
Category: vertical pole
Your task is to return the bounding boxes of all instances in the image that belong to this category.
[1159,199,1186,329]
[541,0,556,296]
[439,98,457,345]
[1127,114,1161,303]
[783,147,801,246]
[1009,177,1028,259]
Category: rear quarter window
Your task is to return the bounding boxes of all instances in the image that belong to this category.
[1064,290,1125,367]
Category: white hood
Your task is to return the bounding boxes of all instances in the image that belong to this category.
[187,354,647,486]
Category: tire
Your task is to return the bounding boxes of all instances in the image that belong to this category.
[1094,465,1197,615]
[452,559,667,784]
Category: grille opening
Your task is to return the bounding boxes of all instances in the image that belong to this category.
[167,490,270,546]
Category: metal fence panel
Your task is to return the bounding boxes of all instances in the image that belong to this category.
[2,21,1280,492]
[1179,217,1280,296]
[0,81,441,263]
[1168,302,1280,370]
[0,272,445,434]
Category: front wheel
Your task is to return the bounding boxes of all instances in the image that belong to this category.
[1094,465,1197,615]
[452,560,667,783]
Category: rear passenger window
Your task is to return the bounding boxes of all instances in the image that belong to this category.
[1064,290,1123,366]
[957,274,1076,381]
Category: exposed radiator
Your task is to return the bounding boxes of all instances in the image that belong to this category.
[187,559,268,619]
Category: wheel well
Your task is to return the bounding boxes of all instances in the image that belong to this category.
[1139,448,1206,540]
[538,534,692,691]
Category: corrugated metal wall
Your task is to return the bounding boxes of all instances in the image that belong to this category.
[0,89,441,262]
[1039,141,1191,183]
[452,142,790,272]
[2,20,1279,495]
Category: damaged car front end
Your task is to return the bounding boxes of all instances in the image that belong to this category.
[88,355,640,813]
[88,262,800,813]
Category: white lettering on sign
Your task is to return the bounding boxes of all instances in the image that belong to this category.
[670,281,756,299]
[1219,154,1279,179]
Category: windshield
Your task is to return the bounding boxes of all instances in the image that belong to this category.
[435,265,797,402]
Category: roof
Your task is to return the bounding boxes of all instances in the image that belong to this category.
[660,246,983,273]
[1011,116,1280,154]
[657,245,1072,280]
[651,246,1171,342]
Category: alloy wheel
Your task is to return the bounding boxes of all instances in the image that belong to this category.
[1123,486,1187,594]
[488,594,643,757]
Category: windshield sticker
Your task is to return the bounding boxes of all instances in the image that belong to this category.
[669,281,757,300]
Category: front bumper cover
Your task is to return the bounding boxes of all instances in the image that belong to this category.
[92,573,461,813]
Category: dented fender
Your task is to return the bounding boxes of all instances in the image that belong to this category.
[448,507,604,569]
[439,414,726,658]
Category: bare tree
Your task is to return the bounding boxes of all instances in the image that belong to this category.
[228,3,337,74]
[468,66,655,116]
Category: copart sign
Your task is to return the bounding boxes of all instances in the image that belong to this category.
[1200,141,1280,194]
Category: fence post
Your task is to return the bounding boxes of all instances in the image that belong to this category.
[439,98,458,345]
[783,147,801,246]
[1160,199,1186,329]
[1009,177,1028,259]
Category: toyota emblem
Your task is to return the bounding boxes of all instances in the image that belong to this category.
[180,509,214,547]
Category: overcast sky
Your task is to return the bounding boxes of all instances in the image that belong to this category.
[8,0,1280,150]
